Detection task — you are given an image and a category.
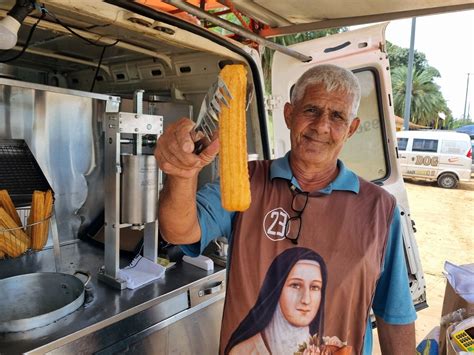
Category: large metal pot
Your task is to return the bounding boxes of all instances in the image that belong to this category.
[0,271,91,332]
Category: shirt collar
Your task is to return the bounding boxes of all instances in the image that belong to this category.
[269,151,360,194]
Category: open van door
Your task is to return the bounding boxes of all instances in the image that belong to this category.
[270,23,427,309]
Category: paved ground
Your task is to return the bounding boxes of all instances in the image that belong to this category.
[373,176,474,353]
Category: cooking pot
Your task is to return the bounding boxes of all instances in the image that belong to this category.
[0,271,91,332]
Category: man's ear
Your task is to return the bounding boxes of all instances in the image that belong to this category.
[284,102,293,129]
[347,117,360,138]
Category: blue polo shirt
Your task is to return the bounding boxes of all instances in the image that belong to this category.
[182,153,416,353]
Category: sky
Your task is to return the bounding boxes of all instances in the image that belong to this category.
[383,10,474,120]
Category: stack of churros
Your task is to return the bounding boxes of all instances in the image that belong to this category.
[0,190,22,226]
[28,190,53,251]
[0,190,29,257]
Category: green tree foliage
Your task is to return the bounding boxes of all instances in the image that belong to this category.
[387,41,452,127]
[450,118,474,129]
[386,42,438,75]
[391,66,451,126]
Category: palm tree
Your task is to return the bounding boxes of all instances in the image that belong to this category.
[391,66,451,126]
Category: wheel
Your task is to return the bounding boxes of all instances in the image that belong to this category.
[437,173,458,189]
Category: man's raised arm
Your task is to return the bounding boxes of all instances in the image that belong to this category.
[154,118,219,245]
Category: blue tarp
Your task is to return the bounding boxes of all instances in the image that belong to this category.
[456,124,474,137]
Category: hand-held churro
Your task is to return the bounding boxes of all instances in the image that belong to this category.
[219,64,251,211]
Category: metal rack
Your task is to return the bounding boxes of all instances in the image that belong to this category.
[0,139,61,270]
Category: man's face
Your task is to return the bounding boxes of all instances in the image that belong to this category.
[284,83,360,169]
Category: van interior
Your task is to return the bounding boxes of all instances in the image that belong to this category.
[0,0,268,245]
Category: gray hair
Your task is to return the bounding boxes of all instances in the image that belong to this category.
[290,64,361,118]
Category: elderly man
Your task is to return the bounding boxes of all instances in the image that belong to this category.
[155,64,416,354]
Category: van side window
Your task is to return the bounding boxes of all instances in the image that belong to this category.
[397,137,408,151]
[440,140,467,155]
[339,70,386,181]
[412,138,438,152]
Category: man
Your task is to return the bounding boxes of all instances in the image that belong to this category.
[155,64,416,354]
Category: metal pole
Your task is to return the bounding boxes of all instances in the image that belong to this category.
[463,73,471,119]
[163,0,312,62]
[403,17,416,131]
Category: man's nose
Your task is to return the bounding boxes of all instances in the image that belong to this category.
[310,112,331,134]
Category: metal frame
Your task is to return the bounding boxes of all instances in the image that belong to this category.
[163,0,312,62]
[98,108,163,289]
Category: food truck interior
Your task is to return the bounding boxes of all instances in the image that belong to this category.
[0,1,266,353]
[1,0,472,353]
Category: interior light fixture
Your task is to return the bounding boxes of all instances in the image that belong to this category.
[0,0,35,50]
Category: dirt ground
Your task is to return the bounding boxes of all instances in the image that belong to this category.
[373,175,474,353]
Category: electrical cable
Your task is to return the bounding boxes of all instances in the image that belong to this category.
[0,7,46,63]
[43,8,119,92]
[90,45,106,92]
[1,2,119,91]
[44,10,119,48]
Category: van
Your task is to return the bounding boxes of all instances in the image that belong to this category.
[396,130,472,188]
[1,0,471,352]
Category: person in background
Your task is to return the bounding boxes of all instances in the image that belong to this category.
[155,64,416,354]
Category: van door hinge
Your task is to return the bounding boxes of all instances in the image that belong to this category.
[265,95,284,111]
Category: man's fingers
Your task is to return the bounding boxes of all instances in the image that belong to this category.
[199,138,220,165]
[155,117,219,178]
[174,118,197,153]
[155,143,199,171]
[156,150,199,179]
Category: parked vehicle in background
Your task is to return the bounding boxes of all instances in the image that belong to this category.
[456,124,474,139]
[397,130,472,188]
[471,140,474,172]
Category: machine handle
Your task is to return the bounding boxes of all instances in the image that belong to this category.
[198,281,223,297]
[74,270,92,287]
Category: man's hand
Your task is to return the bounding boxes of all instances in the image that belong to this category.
[154,117,219,179]
[155,118,219,245]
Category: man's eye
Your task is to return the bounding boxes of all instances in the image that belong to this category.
[331,112,345,121]
[303,108,321,118]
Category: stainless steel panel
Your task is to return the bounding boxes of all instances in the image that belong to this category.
[99,297,225,355]
[0,78,115,243]
[48,292,190,355]
[121,155,158,224]
[0,241,225,354]
[189,272,225,308]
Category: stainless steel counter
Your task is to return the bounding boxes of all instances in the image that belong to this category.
[0,241,225,354]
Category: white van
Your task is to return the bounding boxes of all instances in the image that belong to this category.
[2,0,471,352]
[397,130,472,188]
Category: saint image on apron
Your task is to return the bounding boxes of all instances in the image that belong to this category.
[225,248,352,354]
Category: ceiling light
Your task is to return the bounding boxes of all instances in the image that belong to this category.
[0,0,35,50]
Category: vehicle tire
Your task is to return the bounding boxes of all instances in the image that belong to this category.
[437,173,458,189]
